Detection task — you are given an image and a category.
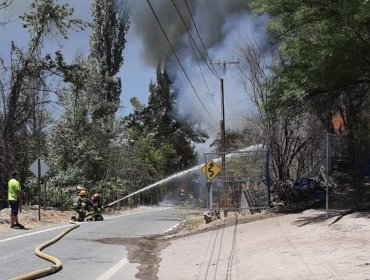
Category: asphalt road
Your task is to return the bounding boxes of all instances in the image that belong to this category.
[0,206,183,280]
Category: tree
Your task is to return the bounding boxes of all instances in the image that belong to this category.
[89,0,128,122]
[47,54,92,187]
[0,0,86,182]
[253,0,370,135]
[82,0,129,186]
[239,41,323,182]
[0,0,14,27]
[123,69,206,190]
[147,70,204,170]
[46,0,129,192]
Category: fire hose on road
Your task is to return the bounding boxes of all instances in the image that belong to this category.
[11,221,80,280]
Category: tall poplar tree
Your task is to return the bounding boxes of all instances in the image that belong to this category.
[86,0,128,182]
[47,0,129,188]
[89,0,128,124]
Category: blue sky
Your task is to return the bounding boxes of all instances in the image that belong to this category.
[0,0,155,116]
[0,0,269,154]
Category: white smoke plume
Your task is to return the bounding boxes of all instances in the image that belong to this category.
[127,0,268,151]
[0,0,269,152]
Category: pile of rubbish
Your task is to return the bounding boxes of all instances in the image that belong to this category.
[272,177,326,206]
[203,210,221,224]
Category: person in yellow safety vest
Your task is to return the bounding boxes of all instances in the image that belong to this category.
[8,171,25,229]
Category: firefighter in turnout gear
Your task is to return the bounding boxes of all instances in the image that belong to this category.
[179,188,186,205]
[90,193,104,221]
[72,189,95,222]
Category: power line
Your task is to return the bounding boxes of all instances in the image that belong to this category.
[146,0,218,126]
[171,0,219,79]
[187,35,221,116]
[183,0,220,78]
[226,98,249,107]
[170,0,220,116]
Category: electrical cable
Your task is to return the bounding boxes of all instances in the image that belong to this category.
[187,20,221,116]
[171,0,220,80]
[183,0,220,78]
[171,0,221,116]
[146,0,218,126]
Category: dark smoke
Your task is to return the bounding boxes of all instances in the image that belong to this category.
[125,0,268,153]
[127,0,250,67]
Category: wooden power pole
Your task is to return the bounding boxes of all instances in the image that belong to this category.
[211,60,239,173]
[211,59,239,213]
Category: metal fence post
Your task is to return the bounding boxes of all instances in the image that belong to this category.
[356,141,361,206]
[326,133,330,218]
[206,181,212,209]
[60,188,63,213]
[265,149,271,208]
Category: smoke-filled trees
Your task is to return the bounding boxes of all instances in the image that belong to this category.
[123,69,206,190]
[239,42,323,182]
[145,70,205,170]
[47,0,129,189]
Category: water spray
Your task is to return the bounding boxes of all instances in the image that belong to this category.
[104,164,203,208]
[104,144,265,208]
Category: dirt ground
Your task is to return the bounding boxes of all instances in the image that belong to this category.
[0,205,273,280]
[158,208,370,280]
[0,207,75,232]
[2,206,370,279]
[0,206,154,233]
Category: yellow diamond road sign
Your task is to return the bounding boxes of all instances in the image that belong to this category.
[201,160,221,180]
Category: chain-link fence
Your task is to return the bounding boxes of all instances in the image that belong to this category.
[324,133,370,212]
[204,147,270,213]
[0,182,7,209]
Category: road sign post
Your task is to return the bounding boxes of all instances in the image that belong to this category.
[201,160,221,209]
[29,158,50,221]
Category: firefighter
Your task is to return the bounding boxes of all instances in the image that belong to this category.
[91,193,104,221]
[179,188,186,205]
[72,189,94,221]
[91,193,103,211]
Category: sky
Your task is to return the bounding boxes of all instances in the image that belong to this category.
[0,0,269,154]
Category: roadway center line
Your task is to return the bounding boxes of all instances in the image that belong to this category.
[96,257,129,280]
[104,206,169,220]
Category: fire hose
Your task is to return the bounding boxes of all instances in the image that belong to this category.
[11,221,80,280]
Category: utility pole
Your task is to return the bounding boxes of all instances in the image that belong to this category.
[211,60,239,173]
[211,59,239,214]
